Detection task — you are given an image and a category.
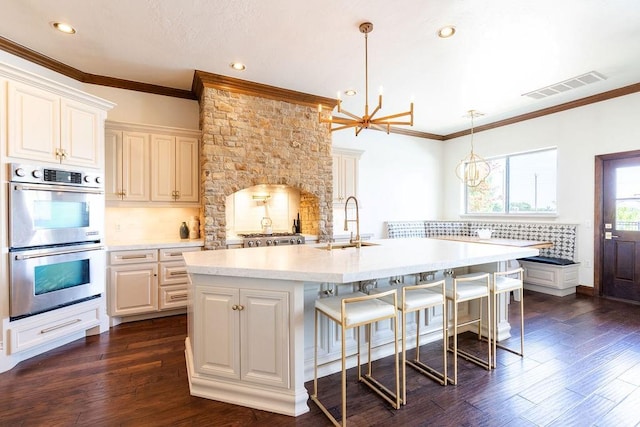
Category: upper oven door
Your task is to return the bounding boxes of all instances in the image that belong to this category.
[9,182,104,248]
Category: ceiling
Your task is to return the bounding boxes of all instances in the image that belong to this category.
[2,0,640,136]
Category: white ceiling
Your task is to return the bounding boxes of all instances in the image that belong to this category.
[2,0,640,136]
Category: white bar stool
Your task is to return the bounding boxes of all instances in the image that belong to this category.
[311,290,401,426]
[491,268,525,367]
[445,272,492,385]
[387,279,449,404]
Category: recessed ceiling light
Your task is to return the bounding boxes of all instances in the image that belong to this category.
[344,89,357,96]
[230,62,246,71]
[437,25,456,38]
[51,21,76,34]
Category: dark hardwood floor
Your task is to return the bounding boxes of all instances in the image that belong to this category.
[1,291,640,426]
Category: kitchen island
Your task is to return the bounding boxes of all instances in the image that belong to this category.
[183,237,539,416]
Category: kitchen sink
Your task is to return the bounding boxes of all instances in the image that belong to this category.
[317,241,380,250]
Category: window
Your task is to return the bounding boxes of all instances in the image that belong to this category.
[615,166,640,231]
[465,148,557,215]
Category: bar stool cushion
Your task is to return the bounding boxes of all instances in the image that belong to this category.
[492,276,522,293]
[315,292,397,327]
[370,288,443,311]
[444,277,489,300]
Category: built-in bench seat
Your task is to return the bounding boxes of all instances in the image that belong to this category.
[521,256,576,266]
[385,220,580,295]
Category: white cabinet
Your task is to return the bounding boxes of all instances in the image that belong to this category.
[108,250,159,316]
[108,246,201,318]
[332,148,362,205]
[158,247,200,310]
[7,298,102,355]
[519,260,580,297]
[194,285,290,389]
[105,130,150,201]
[105,121,199,205]
[151,134,199,202]
[7,81,106,168]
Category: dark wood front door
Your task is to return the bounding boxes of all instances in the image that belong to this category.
[602,155,640,302]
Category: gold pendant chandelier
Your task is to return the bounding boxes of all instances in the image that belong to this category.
[455,110,491,187]
[318,22,414,136]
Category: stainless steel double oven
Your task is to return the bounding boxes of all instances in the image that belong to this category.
[9,163,106,320]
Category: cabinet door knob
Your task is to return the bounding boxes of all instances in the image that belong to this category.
[232,304,238,311]
[237,305,245,311]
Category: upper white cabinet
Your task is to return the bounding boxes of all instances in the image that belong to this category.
[7,80,109,168]
[332,148,362,205]
[151,134,199,202]
[105,121,200,205]
[105,129,150,202]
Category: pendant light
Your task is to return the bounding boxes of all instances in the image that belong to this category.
[455,110,491,187]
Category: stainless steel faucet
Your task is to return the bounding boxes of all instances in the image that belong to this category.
[344,196,361,247]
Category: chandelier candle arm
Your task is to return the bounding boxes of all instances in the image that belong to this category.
[319,22,414,135]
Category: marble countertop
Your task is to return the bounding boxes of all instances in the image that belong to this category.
[105,238,204,251]
[183,237,539,283]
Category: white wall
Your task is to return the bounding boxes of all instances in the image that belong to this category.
[442,92,640,286]
[84,85,199,129]
[332,130,444,238]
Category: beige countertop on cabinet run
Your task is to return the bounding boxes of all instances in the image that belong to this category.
[105,238,204,251]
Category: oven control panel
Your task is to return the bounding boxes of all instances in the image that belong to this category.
[11,163,103,188]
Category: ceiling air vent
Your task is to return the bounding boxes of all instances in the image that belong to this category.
[523,71,607,100]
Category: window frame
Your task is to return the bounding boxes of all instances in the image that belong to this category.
[462,147,558,217]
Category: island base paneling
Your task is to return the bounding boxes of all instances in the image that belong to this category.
[186,268,514,417]
[186,274,308,416]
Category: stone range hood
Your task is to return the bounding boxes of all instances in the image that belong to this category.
[193,71,337,250]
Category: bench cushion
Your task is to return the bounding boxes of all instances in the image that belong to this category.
[522,256,575,266]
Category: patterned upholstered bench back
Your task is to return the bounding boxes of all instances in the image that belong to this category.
[385,221,578,261]
[386,221,427,238]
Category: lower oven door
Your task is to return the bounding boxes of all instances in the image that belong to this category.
[10,243,105,320]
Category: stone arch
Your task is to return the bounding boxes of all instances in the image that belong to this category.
[199,87,333,250]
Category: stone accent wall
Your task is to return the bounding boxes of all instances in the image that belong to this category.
[199,87,333,249]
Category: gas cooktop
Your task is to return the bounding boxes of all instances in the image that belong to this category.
[238,232,300,238]
[238,232,305,247]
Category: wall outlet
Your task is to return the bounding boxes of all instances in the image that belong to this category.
[115,223,121,231]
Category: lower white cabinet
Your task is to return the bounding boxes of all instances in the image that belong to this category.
[194,285,290,389]
[109,261,159,316]
[108,246,201,318]
[519,260,580,296]
[8,299,102,354]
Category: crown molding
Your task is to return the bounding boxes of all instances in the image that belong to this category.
[0,35,194,99]
[193,70,337,110]
[443,82,640,140]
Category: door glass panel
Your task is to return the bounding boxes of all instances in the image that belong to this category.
[34,259,91,295]
[615,166,640,231]
[33,200,90,229]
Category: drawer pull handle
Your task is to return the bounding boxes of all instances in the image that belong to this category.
[170,294,188,301]
[41,318,82,334]
[121,254,150,260]
[167,252,183,257]
[169,271,187,276]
